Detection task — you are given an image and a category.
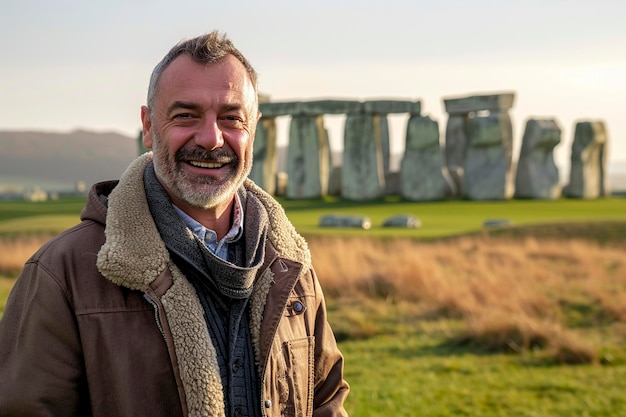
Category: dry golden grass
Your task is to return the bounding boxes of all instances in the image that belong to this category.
[309,235,626,363]
[2,232,625,363]
[0,234,52,275]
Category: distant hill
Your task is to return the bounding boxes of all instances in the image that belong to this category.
[0,130,138,192]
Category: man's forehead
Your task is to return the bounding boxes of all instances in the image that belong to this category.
[161,54,252,87]
[160,56,254,101]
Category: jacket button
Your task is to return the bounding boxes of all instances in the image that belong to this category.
[232,357,242,373]
[264,399,272,408]
[293,301,304,313]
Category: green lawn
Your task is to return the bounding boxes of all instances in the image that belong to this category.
[278,195,626,239]
[0,197,84,236]
[339,331,626,416]
[0,196,85,221]
[2,195,625,239]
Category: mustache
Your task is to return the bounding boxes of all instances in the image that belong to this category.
[174,147,238,164]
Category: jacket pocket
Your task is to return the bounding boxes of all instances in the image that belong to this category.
[280,337,314,417]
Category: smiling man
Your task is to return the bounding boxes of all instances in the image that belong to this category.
[0,31,350,417]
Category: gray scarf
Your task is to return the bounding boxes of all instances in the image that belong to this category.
[143,162,268,299]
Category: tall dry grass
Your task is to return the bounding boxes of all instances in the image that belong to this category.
[2,233,625,363]
[0,235,52,275]
[309,235,626,363]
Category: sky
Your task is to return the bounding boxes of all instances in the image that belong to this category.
[1,0,625,177]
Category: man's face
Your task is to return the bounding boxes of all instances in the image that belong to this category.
[141,54,259,211]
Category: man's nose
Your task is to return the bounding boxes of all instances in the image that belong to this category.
[194,117,224,150]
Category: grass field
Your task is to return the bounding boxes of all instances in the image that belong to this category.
[0,196,84,236]
[1,195,626,416]
[339,331,626,416]
[280,195,626,239]
[2,195,625,239]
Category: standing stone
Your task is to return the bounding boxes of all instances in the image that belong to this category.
[328,166,342,196]
[342,110,385,200]
[443,115,469,195]
[341,100,420,200]
[379,116,391,177]
[563,120,610,198]
[464,111,515,200]
[286,114,330,198]
[514,118,562,199]
[363,100,417,179]
[400,115,454,201]
[443,93,516,200]
[269,100,361,199]
[250,116,278,195]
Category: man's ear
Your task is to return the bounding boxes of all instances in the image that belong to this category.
[140,106,153,149]
[250,111,262,144]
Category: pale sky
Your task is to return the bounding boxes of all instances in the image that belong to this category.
[1,0,625,175]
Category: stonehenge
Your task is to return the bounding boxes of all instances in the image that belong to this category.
[251,93,611,201]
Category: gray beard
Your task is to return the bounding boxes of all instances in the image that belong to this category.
[151,133,252,209]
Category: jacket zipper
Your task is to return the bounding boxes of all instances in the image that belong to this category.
[143,293,166,341]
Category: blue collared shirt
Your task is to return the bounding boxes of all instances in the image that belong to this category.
[173,194,244,260]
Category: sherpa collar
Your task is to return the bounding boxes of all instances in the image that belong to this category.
[95,152,311,416]
[97,152,311,289]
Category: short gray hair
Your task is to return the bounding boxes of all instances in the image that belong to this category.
[146,31,258,111]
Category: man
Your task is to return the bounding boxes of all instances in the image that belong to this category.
[0,31,350,416]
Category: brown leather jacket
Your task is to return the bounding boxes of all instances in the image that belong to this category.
[0,154,349,417]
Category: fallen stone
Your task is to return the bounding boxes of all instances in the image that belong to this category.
[382,215,421,228]
[319,214,372,229]
[483,219,512,228]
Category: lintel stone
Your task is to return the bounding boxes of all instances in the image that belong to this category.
[363,100,421,115]
[443,92,515,114]
[259,100,362,117]
[259,101,301,117]
[297,100,363,115]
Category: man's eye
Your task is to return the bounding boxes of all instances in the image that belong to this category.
[174,113,194,119]
[221,115,245,127]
